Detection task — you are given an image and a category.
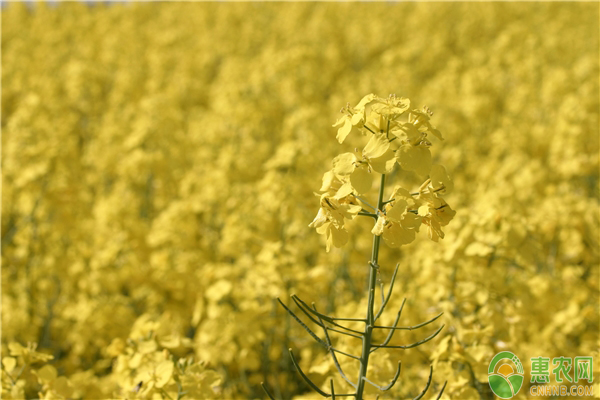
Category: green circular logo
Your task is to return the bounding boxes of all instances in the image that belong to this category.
[488,351,524,399]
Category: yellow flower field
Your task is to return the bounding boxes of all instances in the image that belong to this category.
[2,2,598,399]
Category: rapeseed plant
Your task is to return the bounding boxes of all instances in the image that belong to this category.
[265,95,455,399]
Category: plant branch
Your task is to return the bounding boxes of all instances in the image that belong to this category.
[363,125,377,135]
[293,295,366,322]
[372,324,445,349]
[355,173,386,400]
[291,296,363,337]
[374,312,443,331]
[261,382,275,400]
[374,264,400,321]
[352,194,378,211]
[289,296,324,326]
[330,380,336,400]
[358,211,378,219]
[313,305,357,389]
[330,347,361,361]
[436,381,448,399]
[413,365,434,400]
[292,295,362,338]
[362,361,401,391]
[277,298,327,348]
[289,349,330,397]
[370,300,405,354]
[326,327,362,340]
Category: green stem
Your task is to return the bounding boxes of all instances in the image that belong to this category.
[355,173,386,399]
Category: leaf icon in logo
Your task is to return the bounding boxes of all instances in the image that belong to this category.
[488,352,524,399]
[488,375,514,399]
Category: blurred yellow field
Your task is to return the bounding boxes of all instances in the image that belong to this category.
[1,2,598,399]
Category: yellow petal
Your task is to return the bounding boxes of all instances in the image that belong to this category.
[391,97,411,115]
[369,148,396,174]
[390,186,412,202]
[316,221,331,235]
[323,224,348,252]
[138,339,158,355]
[427,219,444,242]
[155,360,174,388]
[134,370,154,392]
[397,144,432,176]
[355,93,378,110]
[129,353,143,369]
[332,153,357,176]
[330,225,348,249]
[386,199,407,221]
[351,110,365,126]
[394,123,420,142]
[430,164,453,194]
[372,97,410,117]
[401,213,422,230]
[350,166,372,194]
[334,182,354,199]
[383,223,416,247]
[430,127,443,140]
[31,350,54,363]
[308,360,331,375]
[363,133,390,159]
[332,115,346,127]
[54,376,74,399]
[371,216,386,236]
[309,208,327,228]
[205,280,232,302]
[8,342,25,356]
[334,117,352,143]
[340,203,362,219]
[106,338,126,357]
[160,335,181,349]
[2,357,16,372]
[319,170,336,192]
[418,205,430,216]
[436,201,456,226]
[465,242,493,257]
[35,365,57,385]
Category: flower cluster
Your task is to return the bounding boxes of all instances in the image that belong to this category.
[310,94,455,250]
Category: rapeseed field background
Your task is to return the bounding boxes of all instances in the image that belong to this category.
[2,2,598,399]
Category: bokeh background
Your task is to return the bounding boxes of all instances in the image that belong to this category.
[2,2,598,399]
